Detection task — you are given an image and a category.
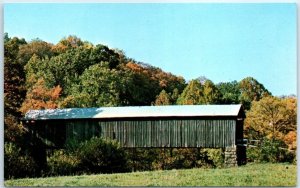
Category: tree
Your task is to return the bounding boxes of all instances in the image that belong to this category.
[217,81,240,104]
[4,36,27,117]
[51,35,84,54]
[177,79,221,105]
[90,44,120,69]
[17,39,54,66]
[202,80,221,104]
[123,62,160,106]
[61,63,126,108]
[20,78,62,114]
[177,80,204,105]
[154,90,171,105]
[238,77,271,110]
[244,96,297,142]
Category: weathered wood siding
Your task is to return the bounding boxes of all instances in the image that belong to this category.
[63,118,236,148]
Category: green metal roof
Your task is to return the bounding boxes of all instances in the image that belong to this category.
[24,105,244,120]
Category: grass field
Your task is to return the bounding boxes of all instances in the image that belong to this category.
[5,163,296,187]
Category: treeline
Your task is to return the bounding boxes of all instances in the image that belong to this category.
[4,34,297,179]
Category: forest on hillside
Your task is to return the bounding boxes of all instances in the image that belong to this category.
[4,34,297,179]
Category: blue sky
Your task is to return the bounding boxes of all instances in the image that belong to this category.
[4,3,297,96]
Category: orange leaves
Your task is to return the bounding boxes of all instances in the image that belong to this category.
[126,62,143,72]
[20,78,62,114]
[284,131,297,150]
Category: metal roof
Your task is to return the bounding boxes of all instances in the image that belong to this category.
[24,105,243,120]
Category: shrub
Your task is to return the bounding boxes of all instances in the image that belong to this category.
[203,148,224,168]
[151,148,218,170]
[46,150,80,176]
[247,138,296,163]
[76,137,129,174]
[126,148,159,171]
[4,142,37,179]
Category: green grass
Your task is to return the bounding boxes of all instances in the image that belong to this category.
[5,163,296,186]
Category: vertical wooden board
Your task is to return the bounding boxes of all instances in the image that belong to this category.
[160,120,163,147]
[129,121,133,147]
[121,121,125,147]
[211,120,216,147]
[123,121,127,147]
[182,120,185,147]
[139,121,143,147]
[218,120,221,147]
[157,120,161,147]
[197,120,205,147]
[208,120,212,148]
[164,120,168,147]
[177,120,179,147]
[128,121,131,147]
[187,120,191,147]
[138,120,142,147]
[167,120,171,147]
[156,120,159,147]
[162,120,165,147]
[173,120,176,147]
[169,120,173,147]
[149,120,152,147]
[232,121,236,146]
[133,121,136,147]
[186,120,190,147]
[192,120,197,147]
[204,120,207,147]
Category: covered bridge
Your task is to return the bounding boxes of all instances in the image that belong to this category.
[23,104,246,166]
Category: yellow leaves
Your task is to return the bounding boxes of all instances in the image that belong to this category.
[245,96,297,149]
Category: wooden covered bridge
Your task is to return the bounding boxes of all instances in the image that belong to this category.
[23,104,246,166]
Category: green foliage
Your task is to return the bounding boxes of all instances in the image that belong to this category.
[177,79,221,105]
[126,148,159,171]
[203,148,224,168]
[46,150,80,176]
[238,77,271,110]
[177,80,203,105]
[126,148,223,172]
[76,137,129,174]
[202,80,221,104]
[4,142,37,179]
[217,81,240,104]
[63,63,127,107]
[247,138,295,163]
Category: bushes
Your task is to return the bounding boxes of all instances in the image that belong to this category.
[46,150,80,176]
[247,138,296,163]
[126,148,224,172]
[76,137,129,174]
[4,142,37,179]
[47,137,129,176]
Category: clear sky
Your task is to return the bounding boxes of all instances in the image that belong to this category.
[4,3,297,96]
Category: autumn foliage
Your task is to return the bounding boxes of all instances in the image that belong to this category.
[4,33,297,178]
[20,78,62,114]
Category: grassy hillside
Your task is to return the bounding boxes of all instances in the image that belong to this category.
[5,163,296,187]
